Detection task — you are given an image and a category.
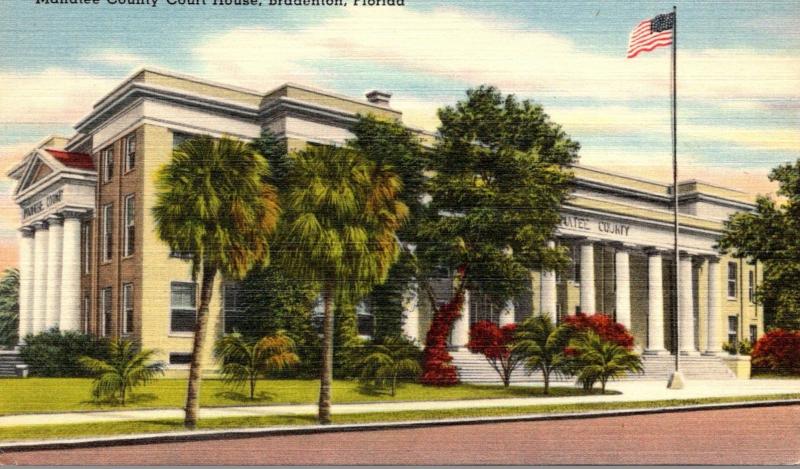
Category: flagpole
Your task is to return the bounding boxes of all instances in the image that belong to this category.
[669,4,683,387]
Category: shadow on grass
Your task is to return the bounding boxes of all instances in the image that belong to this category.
[466,385,622,397]
[215,390,278,403]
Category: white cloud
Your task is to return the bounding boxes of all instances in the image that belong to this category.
[86,50,149,68]
[194,7,800,102]
[0,68,116,124]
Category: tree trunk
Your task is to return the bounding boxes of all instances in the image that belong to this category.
[183,264,217,430]
[543,369,550,395]
[318,285,334,425]
[601,378,607,394]
[391,373,397,397]
[121,385,126,406]
[250,374,256,400]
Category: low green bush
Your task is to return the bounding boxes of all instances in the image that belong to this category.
[19,329,110,377]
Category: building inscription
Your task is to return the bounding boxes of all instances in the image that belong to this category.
[22,189,63,220]
[560,215,630,237]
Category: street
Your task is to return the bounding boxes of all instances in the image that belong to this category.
[1,405,798,465]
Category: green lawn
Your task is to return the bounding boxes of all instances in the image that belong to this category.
[0,378,602,415]
[1,393,797,442]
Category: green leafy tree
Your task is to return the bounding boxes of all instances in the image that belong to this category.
[214,332,300,400]
[357,336,422,396]
[718,159,800,330]
[512,314,573,394]
[152,136,280,429]
[0,268,19,347]
[417,86,578,375]
[349,116,428,340]
[79,340,165,405]
[275,144,407,424]
[569,330,644,394]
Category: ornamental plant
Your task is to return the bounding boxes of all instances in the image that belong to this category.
[512,314,573,394]
[79,340,165,405]
[357,336,422,396]
[568,330,643,394]
[420,289,464,386]
[215,332,300,400]
[467,321,524,387]
[751,329,800,375]
[562,313,635,349]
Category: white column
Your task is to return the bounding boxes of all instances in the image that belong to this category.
[499,300,515,326]
[705,257,722,354]
[45,216,63,330]
[579,241,596,314]
[615,247,631,330]
[646,249,667,353]
[540,241,557,321]
[31,221,49,335]
[17,228,35,343]
[60,213,83,332]
[401,283,419,344]
[679,253,698,354]
[451,289,471,348]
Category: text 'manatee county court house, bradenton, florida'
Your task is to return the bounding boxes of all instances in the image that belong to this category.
[7,68,762,377]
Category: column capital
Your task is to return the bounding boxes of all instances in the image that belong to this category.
[31,220,48,231]
[46,215,64,226]
[704,254,722,264]
[610,241,637,251]
[61,210,89,220]
[644,246,668,256]
[576,237,601,246]
[19,226,34,237]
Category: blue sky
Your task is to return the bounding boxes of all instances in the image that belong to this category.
[0,0,798,268]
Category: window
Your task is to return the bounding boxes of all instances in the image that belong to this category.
[223,282,245,334]
[749,325,757,344]
[748,270,754,303]
[356,300,375,338]
[102,204,113,262]
[170,282,197,333]
[571,245,581,283]
[727,316,738,347]
[81,221,90,274]
[124,133,136,172]
[102,147,114,183]
[169,353,192,365]
[123,195,135,257]
[101,287,112,337]
[172,132,194,149]
[83,294,90,334]
[122,283,134,335]
[169,249,194,260]
[727,262,738,299]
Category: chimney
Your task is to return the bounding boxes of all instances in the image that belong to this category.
[366,90,392,107]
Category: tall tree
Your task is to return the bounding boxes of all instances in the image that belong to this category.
[417,86,578,382]
[152,136,279,429]
[275,145,408,424]
[0,268,19,347]
[718,159,800,330]
[349,116,428,340]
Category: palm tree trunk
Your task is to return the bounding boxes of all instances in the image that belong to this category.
[391,373,397,397]
[318,285,334,425]
[250,374,256,400]
[184,264,217,430]
[121,385,126,406]
[543,368,550,395]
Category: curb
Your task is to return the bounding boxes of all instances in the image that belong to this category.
[1,398,798,453]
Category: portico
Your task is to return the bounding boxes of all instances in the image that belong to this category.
[9,143,95,338]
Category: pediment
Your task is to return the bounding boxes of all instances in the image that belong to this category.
[16,153,57,195]
[14,148,95,197]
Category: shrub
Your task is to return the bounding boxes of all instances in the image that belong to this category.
[562,313,635,349]
[722,339,752,356]
[569,330,644,393]
[215,332,300,399]
[468,321,524,387]
[751,329,800,375]
[420,290,464,386]
[79,340,164,405]
[512,314,573,394]
[20,330,110,377]
[357,336,422,396]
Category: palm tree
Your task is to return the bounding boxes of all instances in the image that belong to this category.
[0,268,19,347]
[276,145,407,424]
[512,314,573,395]
[569,330,644,394]
[79,340,165,405]
[215,332,300,399]
[357,336,422,396]
[152,136,279,429]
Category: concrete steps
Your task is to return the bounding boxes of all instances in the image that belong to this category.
[450,350,736,385]
[0,350,24,377]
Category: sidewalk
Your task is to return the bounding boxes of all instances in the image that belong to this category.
[0,379,798,428]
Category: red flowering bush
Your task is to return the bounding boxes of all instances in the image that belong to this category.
[420,292,463,386]
[751,329,800,375]
[562,313,635,350]
[467,321,523,387]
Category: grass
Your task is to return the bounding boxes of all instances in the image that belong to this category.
[0,378,604,415]
[0,393,797,443]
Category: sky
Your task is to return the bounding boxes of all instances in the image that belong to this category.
[0,0,798,270]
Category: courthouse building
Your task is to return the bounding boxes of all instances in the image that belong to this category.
[8,69,763,374]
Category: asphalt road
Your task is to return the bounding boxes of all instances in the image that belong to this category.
[2,405,798,465]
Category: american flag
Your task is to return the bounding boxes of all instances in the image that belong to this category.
[627,12,675,59]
